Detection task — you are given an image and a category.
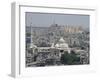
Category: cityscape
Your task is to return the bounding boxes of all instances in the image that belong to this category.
[25,13,90,67]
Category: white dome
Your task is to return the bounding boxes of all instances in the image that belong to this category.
[51,43,55,48]
[33,44,37,48]
[59,37,65,43]
[30,44,37,48]
[55,37,69,48]
[55,44,59,47]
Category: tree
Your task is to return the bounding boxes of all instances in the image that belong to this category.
[26,32,31,37]
[60,51,80,65]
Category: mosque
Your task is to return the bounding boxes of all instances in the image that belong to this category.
[29,37,71,63]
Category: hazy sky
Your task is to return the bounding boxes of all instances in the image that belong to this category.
[26,12,89,28]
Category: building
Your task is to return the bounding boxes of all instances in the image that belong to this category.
[26,37,71,65]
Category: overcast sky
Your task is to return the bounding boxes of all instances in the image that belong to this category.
[25,12,89,28]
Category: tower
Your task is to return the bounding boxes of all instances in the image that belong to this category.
[30,17,33,48]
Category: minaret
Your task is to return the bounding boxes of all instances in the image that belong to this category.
[30,17,33,48]
[52,16,56,26]
[53,17,55,24]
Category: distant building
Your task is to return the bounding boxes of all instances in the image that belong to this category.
[64,26,83,33]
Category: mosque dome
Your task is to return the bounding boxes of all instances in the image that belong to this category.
[55,44,59,48]
[59,37,66,43]
[55,37,68,48]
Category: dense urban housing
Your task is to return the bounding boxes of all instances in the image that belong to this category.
[26,23,89,67]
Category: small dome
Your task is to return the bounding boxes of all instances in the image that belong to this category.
[51,43,55,48]
[30,44,37,48]
[55,44,59,48]
[33,44,37,48]
[55,37,69,48]
[59,37,65,43]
